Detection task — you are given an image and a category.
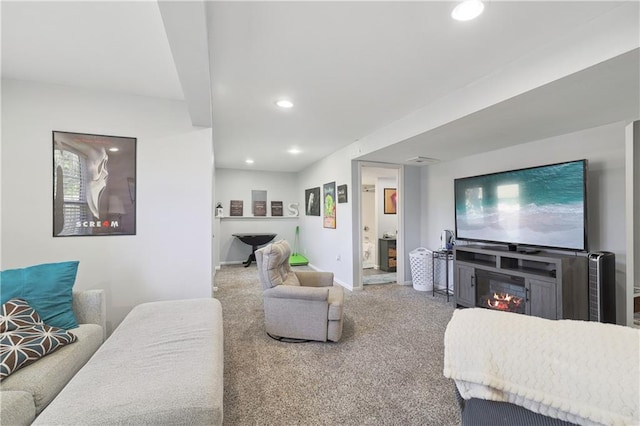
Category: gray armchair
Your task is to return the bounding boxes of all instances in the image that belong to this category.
[255,240,344,342]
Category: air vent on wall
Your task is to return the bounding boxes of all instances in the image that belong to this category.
[406,156,440,165]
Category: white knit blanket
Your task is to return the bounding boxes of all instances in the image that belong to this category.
[443,308,640,426]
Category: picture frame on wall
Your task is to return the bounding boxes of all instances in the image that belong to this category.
[271,201,283,216]
[53,130,136,237]
[337,184,348,203]
[323,181,336,229]
[384,188,397,214]
[305,187,321,216]
[252,190,267,216]
[230,200,244,216]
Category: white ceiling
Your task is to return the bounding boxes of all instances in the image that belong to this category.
[2,1,639,172]
[363,48,640,164]
[361,166,398,186]
[1,1,183,100]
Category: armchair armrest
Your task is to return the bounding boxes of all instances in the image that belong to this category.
[72,289,106,341]
[263,285,329,301]
[294,271,334,287]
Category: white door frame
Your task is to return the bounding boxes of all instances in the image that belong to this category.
[354,161,404,289]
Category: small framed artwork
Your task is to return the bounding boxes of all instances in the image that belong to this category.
[384,188,397,214]
[323,181,336,229]
[305,187,321,216]
[252,190,267,216]
[53,130,136,237]
[230,200,244,216]
[271,201,283,216]
[337,184,348,203]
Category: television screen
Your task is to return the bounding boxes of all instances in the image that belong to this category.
[454,159,587,251]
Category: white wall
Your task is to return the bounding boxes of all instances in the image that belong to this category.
[421,121,629,323]
[402,165,422,284]
[362,190,376,243]
[361,190,376,268]
[1,79,213,332]
[214,168,300,265]
[212,165,220,272]
[297,148,353,288]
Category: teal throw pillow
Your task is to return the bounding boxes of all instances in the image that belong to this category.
[0,261,79,330]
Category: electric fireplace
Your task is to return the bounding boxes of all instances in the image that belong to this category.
[475,270,526,314]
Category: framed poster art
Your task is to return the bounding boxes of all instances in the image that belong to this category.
[384,188,397,214]
[305,187,320,216]
[323,181,336,229]
[337,184,348,203]
[53,131,136,237]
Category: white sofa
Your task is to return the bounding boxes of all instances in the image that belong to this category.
[0,290,106,425]
[34,298,224,425]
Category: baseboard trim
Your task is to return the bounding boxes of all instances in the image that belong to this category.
[307,263,353,291]
[334,278,353,291]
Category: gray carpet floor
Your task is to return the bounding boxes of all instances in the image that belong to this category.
[215,264,461,425]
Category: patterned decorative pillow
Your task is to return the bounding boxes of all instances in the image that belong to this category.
[0,299,77,380]
[1,298,43,333]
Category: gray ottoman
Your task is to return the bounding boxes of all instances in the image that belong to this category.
[35,298,224,425]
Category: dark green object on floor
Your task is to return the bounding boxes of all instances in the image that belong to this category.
[289,226,309,266]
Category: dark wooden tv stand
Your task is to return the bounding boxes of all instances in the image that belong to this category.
[453,245,588,320]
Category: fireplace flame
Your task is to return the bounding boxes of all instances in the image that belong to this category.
[486,292,523,312]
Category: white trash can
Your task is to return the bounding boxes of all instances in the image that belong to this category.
[409,248,433,291]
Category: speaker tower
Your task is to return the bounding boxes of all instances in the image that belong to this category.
[588,252,616,323]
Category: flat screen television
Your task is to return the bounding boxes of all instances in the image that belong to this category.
[454,159,588,252]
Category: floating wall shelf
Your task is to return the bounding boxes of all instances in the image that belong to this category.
[218,216,299,220]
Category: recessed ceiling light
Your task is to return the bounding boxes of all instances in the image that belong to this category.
[108,147,119,152]
[452,0,484,21]
[275,99,294,109]
[288,148,301,155]
[245,159,254,165]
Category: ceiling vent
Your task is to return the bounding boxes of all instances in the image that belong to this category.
[406,156,440,165]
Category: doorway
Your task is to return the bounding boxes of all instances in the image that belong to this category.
[359,164,401,286]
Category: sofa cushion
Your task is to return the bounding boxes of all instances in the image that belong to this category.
[0,261,80,329]
[260,241,300,288]
[0,323,103,414]
[282,271,301,286]
[0,390,36,426]
[1,298,78,380]
[327,287,344,321]
[1,324,77,380]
